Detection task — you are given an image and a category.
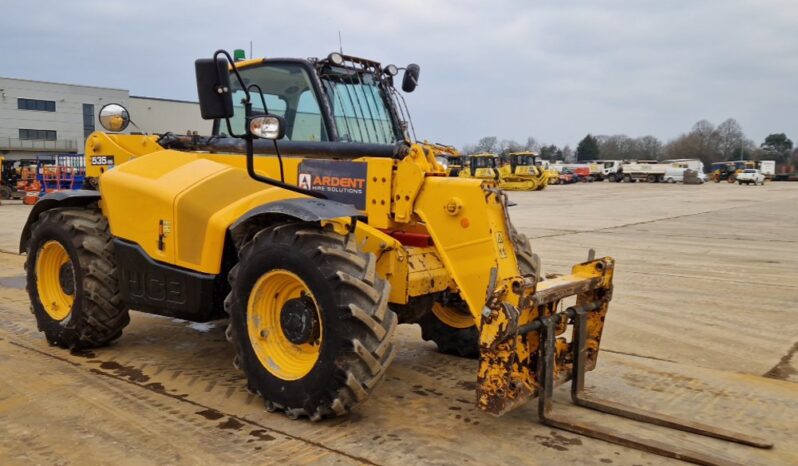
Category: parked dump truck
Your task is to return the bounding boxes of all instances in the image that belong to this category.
[602,160,668,183]
[19,49,772,464]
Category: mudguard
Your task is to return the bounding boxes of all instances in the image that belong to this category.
[19,190,101,253]
[229,197,362,242]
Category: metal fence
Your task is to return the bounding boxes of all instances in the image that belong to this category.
[0,137,78,152]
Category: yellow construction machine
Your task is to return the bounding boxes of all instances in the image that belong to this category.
[459,152,538,190]
[20,49,770,463]
[458,152,500,180]
[499,151,550,191]
[426,142,463,176]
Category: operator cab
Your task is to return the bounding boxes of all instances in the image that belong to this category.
[213,52,419,147]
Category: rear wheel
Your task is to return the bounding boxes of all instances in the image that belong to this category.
[226,222,397,420]
[26,207,129,348]
[418,223,535,359]
[0,185,11,200]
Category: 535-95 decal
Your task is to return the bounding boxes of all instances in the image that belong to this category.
[90,156,115,166]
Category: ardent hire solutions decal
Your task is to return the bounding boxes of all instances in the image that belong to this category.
[297,160,368,210]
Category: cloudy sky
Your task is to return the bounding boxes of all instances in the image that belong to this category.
[2,0,796,148]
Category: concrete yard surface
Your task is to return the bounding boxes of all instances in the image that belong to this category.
[0,182,797,465]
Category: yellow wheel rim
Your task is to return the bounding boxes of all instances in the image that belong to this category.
[247,270,322,381]
[35,240,75,321]
[432,302,474,329]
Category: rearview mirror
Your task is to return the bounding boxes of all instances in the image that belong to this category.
[195,57,234,120]
[98,103,130,132]
[402,64,420,93]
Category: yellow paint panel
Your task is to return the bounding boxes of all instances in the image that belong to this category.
[101,150,308,273]
[100,151,212,264]
[414,177,519,319]
[85,133,163,178]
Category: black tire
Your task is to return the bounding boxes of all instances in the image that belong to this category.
[225,222,397,420]
[25,207,130,349]
[0,185,11,200]
[418,223,535,359]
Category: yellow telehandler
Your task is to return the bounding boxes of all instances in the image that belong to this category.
[20,49,769,464]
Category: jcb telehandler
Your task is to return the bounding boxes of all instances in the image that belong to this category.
[21,49,770,464]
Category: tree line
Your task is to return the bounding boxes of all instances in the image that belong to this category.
[461,119,796,170]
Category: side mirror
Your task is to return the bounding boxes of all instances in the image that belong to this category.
[402,64,420,93]
[248,115,286,140]
[195,57,234,120]
[98,103,130,132]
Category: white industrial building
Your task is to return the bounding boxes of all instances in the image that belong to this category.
[0,76,210,161]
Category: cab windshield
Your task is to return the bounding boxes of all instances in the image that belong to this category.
[473,157,495,168]
[227,62,329,142]
[319,66,401,144]
[224,62,402,144]
[513,155,535,165]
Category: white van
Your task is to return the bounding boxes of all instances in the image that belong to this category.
[663,167,686,183]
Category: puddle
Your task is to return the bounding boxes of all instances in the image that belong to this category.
[0,275,26,289]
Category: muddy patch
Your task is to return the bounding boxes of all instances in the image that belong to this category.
[69,348,96,358]
[196,408,225,420]
[533,430,583,452]
[248,429,275,441]
[91,360,150,383]
[218,417,244,430]
[457,380,477,391]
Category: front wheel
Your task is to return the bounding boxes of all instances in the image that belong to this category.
[226,222,397,420]
[26,207,129,348]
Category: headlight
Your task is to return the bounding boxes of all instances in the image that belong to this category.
[328,52,344,65]
[384,64,398,76]
[249,115,285,140]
